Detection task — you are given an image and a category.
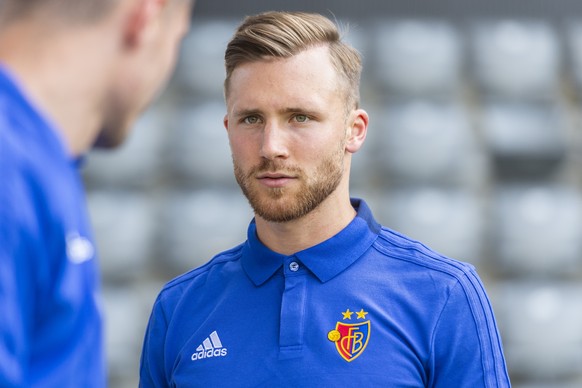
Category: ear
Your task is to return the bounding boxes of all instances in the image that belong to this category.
[124,0,168,48]
[223,114,229,131]
[345,108,368,154]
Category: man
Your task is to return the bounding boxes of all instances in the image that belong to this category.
[140,11,510,387]
[0,0,193,386]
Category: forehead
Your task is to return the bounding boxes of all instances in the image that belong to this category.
[226,46,343,111]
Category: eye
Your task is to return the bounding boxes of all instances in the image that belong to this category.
[293,114,309,123]
[243,115,260,125]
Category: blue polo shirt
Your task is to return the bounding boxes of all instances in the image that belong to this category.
[140,199,510,387]
[0,66,105,387]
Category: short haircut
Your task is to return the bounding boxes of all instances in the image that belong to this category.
[224,11,363,110]
[0,0,117,25]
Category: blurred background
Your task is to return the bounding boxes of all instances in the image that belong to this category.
[82,1,582,386]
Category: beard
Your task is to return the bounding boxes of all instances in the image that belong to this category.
[233,142,346,223]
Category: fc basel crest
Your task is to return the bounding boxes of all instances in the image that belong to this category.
[327,309,371,362]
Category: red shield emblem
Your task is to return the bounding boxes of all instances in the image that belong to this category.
[329,320,371,362]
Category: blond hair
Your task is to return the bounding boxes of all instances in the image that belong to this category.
[224,11,362,110]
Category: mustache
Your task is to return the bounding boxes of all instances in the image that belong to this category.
[249,159,302,176]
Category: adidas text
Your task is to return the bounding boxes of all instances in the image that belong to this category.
[191,331,228,361]
[191,348,228,361]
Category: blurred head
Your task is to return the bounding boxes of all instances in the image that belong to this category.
[95,0,194,148]
[0,0,194,154]
[0,0,117,25]
[223,12,368,223]
[224,11,363,112]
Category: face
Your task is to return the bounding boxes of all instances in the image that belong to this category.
[224,45,355,223]
[96,0,193,148]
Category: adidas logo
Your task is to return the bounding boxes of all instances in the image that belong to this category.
[191,331,228,361]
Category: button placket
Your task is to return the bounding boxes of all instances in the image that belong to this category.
[279,258,306,359]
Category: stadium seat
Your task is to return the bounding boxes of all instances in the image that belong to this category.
[470,20,561,99]
[566,20,582,96]
[378,187,484,265]
[479,100,569,179]
[373,20,463,97]
[165,100,235,188]
[491,281,582,381]
[172,20,238,98]
[159,190,253,275]
[102,286,151,387]
[373,99,486,186]
[83,107,168,189]
[87,191,158,282]
[489,184,582,277]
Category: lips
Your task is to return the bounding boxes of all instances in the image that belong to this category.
[257,172,292,179]
[256,172,296,188]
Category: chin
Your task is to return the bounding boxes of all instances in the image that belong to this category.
[92,124,131,149]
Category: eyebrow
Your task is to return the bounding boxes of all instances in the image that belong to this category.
[281,107,321,116]
[233,107,321,118]
[232,109,262,118]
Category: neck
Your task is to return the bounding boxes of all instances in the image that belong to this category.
[0,20,118,156]
[254,184,356,255]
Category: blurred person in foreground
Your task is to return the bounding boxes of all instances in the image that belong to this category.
[0,0,193,385]
[140,11,510,387]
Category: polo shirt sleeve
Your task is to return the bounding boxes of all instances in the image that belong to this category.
[140,296,171,388]
[428,271,510,387]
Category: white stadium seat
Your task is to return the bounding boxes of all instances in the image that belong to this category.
[373,20,463,97]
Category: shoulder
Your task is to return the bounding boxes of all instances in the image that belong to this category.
[0,107,74,232]
[374,226,476,275]
[0,108,43,236]
[372,226,500,330]
[0,89,68,196]
[372,226,483,296]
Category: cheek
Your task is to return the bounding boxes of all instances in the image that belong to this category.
[228,133,253,163]
[228,129,257,151]
[301,135,336,158]
[154,45,177,86]
[150,27,185,90]
[165,31,185,70]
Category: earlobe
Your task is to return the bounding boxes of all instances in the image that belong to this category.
[345,109,368,153]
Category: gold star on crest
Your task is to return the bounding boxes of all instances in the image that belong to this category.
[342,309,354,320]
[356,309,368,319]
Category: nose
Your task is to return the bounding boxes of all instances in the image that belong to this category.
[260,121,289,160]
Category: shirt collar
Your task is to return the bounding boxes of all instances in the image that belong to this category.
[241,198,380,286]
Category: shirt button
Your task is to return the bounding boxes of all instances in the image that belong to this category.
[289,261,300,272]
